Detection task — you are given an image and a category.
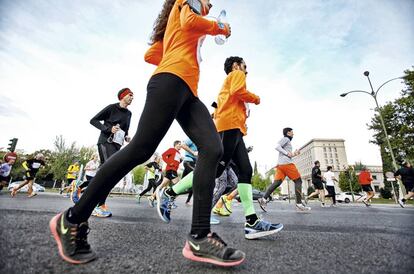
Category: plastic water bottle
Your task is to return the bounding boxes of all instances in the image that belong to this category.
[214,10,227,45]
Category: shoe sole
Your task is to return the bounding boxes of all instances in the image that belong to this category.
[221,196,232,214]
[182,242,244,267]
[245,224,284,240]
[49,213,96,264]
[155,188,170,223]
[258,202,267,212]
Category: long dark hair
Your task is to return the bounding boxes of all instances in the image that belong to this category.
[149,0,176,44]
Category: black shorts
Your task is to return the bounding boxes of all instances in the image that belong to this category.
[24,171,35,181]
[67,178,76,185]
[165,170,178,181]
[0,175,10,184]
[361,185,373,192]
[312,181,324,190]
[403,181,414,193]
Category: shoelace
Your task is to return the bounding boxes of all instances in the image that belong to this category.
[256,220,272,230]
[209,232,227,248]
[74,223,91,250]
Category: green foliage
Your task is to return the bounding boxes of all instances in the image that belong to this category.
[132,165,146,185]
[379,187,392,199]
[251,173,271,192]
[368,67,414,172]
[338,167,361,192]
[382,181,400,199]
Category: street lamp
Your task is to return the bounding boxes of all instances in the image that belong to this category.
[340,71,404,203]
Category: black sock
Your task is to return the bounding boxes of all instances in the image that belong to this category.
[66,208,78,224]
[190,230,210,239]
[165,188,177,197]
[402,198,406,203]
[246,214,258,226]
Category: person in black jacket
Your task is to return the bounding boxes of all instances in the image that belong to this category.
[306,161,326,207]
[89,88,133,217]
[395,160,414,208]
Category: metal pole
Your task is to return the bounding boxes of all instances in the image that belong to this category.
[372,96,399,203]
[348,168,355,202]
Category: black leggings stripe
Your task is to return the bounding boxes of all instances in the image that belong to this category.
[70,73,222,236]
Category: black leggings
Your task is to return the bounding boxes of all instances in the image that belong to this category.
[326,185,336,204]
[96,142,121,206]
[69,73,223,237]
[216,129,252,184]
[139,179,157,196]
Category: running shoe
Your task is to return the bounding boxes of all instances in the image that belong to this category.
[156,187,173,223]
[10,187,17,197]
[296,203,311,213]
[221,195,233,214]
[258,197,268,212]
[212,207,230,216]
[362,200,371,207]
[100,204,112,217]
[330,204,337,207]
[171,200,178,209]
[49,211,96,264]
[147,196,155,208]
[27,192,37,198]
[321,203,326,207]
[182,233,245,267]
[244,219,284,240]
[91,206,111,218]
[210,216,220,225]
[398,199,405,208]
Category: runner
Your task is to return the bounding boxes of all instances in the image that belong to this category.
[181,138,198,205]
[323,166,338,207]
[148,141,182,207]
[90,87,133,217]
[395,160,414,208]
[358,167,374,207]
[64,160,80,199]
[137,155,162,203]
[11,153,45,198]
[71,155,100,203]
[0,152,17,193]
[158,56,283,240]
[258,128,311,212]
[49,0,244,266]
[306,160,326,207]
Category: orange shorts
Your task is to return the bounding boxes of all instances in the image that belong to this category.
[274,163,301,181]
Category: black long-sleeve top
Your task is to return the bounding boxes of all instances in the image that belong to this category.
[90,103,132,145]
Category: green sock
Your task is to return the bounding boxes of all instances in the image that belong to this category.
[237,183,256,216]
[172,171,194,195]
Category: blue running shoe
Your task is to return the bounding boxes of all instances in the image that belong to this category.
[156,187,173,223]
[210,216,220,225]
[244,219,283,240]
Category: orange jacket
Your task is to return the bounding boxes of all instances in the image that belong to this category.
[144,0,229,96]
[214,70,260,135]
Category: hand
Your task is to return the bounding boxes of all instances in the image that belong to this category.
[224,23,231,37]
[193,151,198,157]
[287,152,294,158]
[255,97,261,105]
[294,149,300,156]
[111,125,120,133]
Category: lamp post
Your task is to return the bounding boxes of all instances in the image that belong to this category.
[340,71,404,203]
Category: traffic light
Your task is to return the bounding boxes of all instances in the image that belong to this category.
[7,138,18,152]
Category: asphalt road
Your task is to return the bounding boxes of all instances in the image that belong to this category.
[1,192,413,274]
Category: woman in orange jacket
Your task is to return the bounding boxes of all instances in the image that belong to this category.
[49,0,245,267]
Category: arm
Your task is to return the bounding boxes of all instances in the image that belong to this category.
[162,149,172,163]
[180,4,229,36]
[229,71,260,104]
[22,160,30,171]
[90,105,113,133]
[144,41,163,66]
[181,143,197,157]
[275,138,290,157]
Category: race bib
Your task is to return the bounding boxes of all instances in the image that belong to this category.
[32,162,41,169]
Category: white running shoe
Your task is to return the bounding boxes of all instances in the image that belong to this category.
[296,203,311,213]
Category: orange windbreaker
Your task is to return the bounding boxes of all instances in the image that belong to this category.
[214,70,260,135]
[144,0,229,96]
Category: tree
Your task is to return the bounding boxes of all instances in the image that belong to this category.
[49,135,80,183]
[132,165,146,185]
[338,167,361,193]
[368,67,414,172]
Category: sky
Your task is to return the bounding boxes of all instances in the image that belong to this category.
[1,0,413,173]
